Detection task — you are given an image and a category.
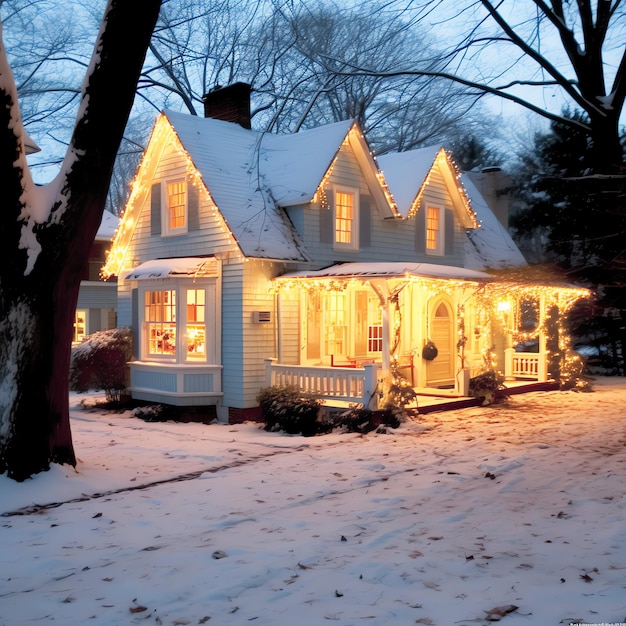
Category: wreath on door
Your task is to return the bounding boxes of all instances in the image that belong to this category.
[422,339,438,361]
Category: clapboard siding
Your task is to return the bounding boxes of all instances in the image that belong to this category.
[76,283,117,309]
[240,260,280,406]
[279,290,300,365]
[220,262,245,408]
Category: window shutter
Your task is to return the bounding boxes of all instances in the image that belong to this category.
[319,191,333,244]
[131,288,139,359]
[444,208,455,255]
[359,194,371,248]
[414,205,425,253]
[187,177,200,231]
[150,182,161,235]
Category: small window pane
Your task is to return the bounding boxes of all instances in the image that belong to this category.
[145,290,177,356]
[426,206,440,250]
[167,181,186,230]
[335,191,354,244]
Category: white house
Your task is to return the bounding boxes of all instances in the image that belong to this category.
[103,84,588,421]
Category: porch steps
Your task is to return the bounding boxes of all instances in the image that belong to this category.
[416,380,559,414]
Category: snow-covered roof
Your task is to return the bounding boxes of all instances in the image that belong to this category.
[95,211,119,242]
[124,257,219,280]
[161,112,524,271]
[376,146,440,216]
[460,175,527,270]
[279,261,492,283]
[165,111,354,262]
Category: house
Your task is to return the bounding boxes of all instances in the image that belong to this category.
[103,84,588,421]
[73,211,119,343]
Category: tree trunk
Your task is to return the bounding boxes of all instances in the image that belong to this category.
[0,0,162,481]
[588,110,624,174]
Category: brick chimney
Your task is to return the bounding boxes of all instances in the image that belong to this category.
[202,82,251,129]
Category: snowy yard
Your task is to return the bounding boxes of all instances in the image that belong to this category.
[1,378,626,626]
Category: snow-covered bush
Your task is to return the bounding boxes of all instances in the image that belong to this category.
[257,385,331,436]
[70,327,132,403]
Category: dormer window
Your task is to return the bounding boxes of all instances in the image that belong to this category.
[426,205,443,255]
[334,186,359,250]
[163,179,188,236]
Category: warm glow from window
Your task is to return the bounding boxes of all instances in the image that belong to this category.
[324,292,347,355]
[74,310,87,343]
[145,290,177,355]
[368,296,383,352]
[426,206,440,250]
[186,289,206,359]
[335,191,354,244]
[167,180,186,230]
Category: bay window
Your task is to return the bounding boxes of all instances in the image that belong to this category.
[142,282,215,363]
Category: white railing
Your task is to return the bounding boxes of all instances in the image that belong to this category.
[504,349,547,381]
[265,359,380,408]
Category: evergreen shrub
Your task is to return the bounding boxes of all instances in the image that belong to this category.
[257,385,331,436]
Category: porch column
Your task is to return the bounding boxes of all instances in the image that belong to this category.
[538,296,548,382]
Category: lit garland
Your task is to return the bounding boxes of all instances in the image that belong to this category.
[273,273,482,297]
[102,114,241,279]
[404,149,479,229]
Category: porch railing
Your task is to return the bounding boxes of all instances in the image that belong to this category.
[504,349,547,381]
[265,359,380,408]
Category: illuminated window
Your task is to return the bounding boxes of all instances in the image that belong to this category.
[163,179,187,235]
[145,290,177,356]
[74,309,87,343]
[426,206,442,253]
[334,187,359,249]
[186,289,206,360]
[324,291,347,355]
[368,325,383,352]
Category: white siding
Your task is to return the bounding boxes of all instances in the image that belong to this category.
[278,290,300,365]
[240,260,281,407]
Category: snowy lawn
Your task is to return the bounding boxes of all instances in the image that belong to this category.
[1,378,626,626]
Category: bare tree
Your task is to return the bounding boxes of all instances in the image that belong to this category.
[355,0,625,172]
[0,0,162,480]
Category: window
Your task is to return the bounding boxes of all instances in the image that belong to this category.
[426,206,443,255]
[334,187,359,250]
[367,295,383,353]
[74,309,87,343]
[185,289,206,360]
[163,179,187,235]
[324,291,347,356]
[145,290,177,356]
[141,284,216,363]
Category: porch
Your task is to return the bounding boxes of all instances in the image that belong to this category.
[265,357,554,414]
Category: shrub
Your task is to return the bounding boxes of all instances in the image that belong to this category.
[70,327,132,403]
[468,370,505,405]
[336,403,403,434]
[257,385,331,436]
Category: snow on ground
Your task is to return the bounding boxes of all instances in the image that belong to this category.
[1,378,626,626]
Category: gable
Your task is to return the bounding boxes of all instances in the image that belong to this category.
[377,147,478,228]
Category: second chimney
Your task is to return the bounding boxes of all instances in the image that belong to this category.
[202,82,251,129]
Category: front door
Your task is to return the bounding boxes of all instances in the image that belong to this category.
[426,301,455,387]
